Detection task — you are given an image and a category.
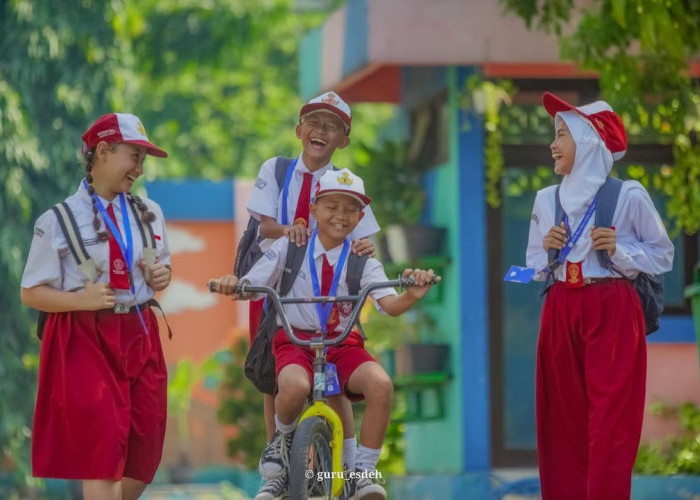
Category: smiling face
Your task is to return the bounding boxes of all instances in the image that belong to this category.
[91,142,147,200]
[310,193,364,248]
[551,119,576,175]
[296,111,350,171]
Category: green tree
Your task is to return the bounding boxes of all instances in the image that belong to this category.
[500,0,700,234]
[0,0,131,488]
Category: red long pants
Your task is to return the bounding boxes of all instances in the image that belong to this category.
[536,279,646,500]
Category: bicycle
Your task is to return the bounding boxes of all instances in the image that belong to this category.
[221,275,439,499]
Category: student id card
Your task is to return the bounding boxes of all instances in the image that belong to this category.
[503,265,535,284]
[325,363,341,396]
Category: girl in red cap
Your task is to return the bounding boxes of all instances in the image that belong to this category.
[526,94,674,499]
[20,113,172,500]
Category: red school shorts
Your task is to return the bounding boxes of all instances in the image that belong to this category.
[32,307,167,483]
[272,328,375,402]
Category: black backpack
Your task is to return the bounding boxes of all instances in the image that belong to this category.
[243,241,368,394]
[234,157,294,277]
[546,177,664,335]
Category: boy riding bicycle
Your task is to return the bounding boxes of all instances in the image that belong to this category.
[211,168,438,500]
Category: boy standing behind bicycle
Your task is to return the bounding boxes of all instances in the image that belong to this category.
[211,169,438,500]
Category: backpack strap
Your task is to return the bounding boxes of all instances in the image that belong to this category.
[593,177,623,270]
[274,156,295,190]
[281,240,308,296]
[50,202,98,282]
[346,252,369,338]
[127,197,157,281]
[540,186,565,295]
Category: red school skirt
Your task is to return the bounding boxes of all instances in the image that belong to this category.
[32,307,167,483]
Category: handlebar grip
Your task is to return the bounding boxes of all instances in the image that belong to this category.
[400,275,441,288]
[208,281,216,293]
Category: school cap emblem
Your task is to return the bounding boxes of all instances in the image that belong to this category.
[136,120,147,136]
[337,172,353,185]
[321,93,340,106]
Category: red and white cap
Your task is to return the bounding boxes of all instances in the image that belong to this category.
[543,92,627,161]
[314,168,371,207]
[82,113,168,158]
[300,91,352,134]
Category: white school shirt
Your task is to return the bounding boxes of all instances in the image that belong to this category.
[247,155,380,252]
[241,235,397,332]
[526,180,674,282]
[21,181,171,306]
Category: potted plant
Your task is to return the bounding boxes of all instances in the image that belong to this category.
[392,308,450,378]
[353,140,447,264]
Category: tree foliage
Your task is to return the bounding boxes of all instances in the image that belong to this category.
[500,0,700,234]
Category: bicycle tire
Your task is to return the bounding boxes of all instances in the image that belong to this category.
[289,416,334,499]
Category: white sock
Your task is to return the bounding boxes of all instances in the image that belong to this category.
[355,444,381,472]
[274,414,295,434]
[342,437,357,470]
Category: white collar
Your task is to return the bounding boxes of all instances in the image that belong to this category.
[295,155,333,176]
[312,234,347,266]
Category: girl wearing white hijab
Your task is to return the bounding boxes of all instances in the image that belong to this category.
[526,92,673,500]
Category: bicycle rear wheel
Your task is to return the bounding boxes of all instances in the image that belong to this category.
[289,416,333,499]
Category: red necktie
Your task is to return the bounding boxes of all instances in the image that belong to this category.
[293,172,313,227]
[321,254,339,333]
[106,203,131,290]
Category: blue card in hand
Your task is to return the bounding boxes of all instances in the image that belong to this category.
[503,265,535,284]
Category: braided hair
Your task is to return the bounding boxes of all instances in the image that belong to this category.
[83,145,110,242]
[83,143,157,241]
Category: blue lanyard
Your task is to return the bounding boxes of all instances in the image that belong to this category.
[280,158,299,226]
[558,195,598,263]
[83,180,149,334]
[308,231,350,333]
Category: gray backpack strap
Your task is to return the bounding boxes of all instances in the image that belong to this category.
[274,156,295,190]
[51,202,98,282]
[346,252,369,338]
[281,241,308,296]
[127,197,157,281]
[594,177,623,269]
[540,186,565,296]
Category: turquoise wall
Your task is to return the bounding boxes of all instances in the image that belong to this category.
[403,67,489,475]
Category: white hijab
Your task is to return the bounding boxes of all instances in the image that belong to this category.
[556,109,613,262]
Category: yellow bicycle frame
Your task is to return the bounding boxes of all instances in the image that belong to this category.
[298,401,344,498]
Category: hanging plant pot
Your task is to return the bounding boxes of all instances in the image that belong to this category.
[380,224,447,264]
[395,343,450,376]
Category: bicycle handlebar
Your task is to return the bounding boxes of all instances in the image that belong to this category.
[208,276,440,348]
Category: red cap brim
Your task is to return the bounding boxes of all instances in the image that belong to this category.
[542,92,577,118]
[300,103,351,133]
[124,139,168,158]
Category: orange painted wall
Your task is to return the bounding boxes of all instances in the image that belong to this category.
[642,344,700,442]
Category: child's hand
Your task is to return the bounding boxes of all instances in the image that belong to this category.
[351,237,375,257]
[283,225,313,247]
[543,222,567,251]
[402,268,440,299]
[590,225,616,256]
[79,280,116,311]
[140,259,171,291]
[208,275,250,300]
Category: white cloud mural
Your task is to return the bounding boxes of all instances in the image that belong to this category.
[158,279,216,314]
[167,226,206,254]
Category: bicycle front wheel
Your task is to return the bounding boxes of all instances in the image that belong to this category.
[289,416,334,499]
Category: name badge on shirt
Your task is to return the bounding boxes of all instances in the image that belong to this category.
[566,260,585,288]
[325,363,341,395]
[503,265,535,284]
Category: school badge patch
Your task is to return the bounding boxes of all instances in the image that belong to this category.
[338,301,353,318]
